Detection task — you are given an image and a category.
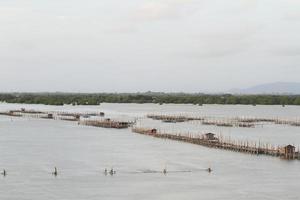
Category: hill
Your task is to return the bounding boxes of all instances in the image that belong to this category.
[229,82,300,94]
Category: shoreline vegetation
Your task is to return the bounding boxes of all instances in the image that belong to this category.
[1,92,300,106]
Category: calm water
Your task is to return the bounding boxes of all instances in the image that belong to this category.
[0,103,300,200]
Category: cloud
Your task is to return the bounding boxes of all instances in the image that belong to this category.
[0,0,300,92]
[0,6,30,21]
[284,11,300,22]
[178,35,252,58]
[280,0,300,20]
[132,0,196,21]
[270,46,300,57]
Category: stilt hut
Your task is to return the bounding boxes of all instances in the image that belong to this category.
[149,128,157,135]
[44,113,53,119]
[204,133,218,141]
[279,145,296,159]
[75,114,80,120]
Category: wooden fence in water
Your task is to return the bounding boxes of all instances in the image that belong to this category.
[132,127,300,160]
[0,109,105,121]
[147,114,300,128]
[0,108,134,129]
[80,119,135,129]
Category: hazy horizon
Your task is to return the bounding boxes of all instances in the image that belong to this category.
[1,0,299,93]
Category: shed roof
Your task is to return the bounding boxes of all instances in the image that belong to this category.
[284,144,295,149]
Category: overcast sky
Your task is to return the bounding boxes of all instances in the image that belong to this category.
[0,0,299,93]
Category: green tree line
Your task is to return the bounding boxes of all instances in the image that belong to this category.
[1,93,300,106]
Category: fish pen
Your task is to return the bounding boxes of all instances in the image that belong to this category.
[132,127,300,160]
[55,113,80,121]
[0,110,48,118]
[0,108,105,121]
[53,111,105,118]
[236,117,300,127]
[146,114,300,128]
[202,119,255,128]
[0,111,22,117]
[147,114,204,123]
[80,118,135,129]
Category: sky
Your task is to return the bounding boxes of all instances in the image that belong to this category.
[0,0,299,93]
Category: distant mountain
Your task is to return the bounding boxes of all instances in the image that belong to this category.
[229,82,300,95]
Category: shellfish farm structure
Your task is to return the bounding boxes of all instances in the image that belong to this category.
[80,118,135,129]
[132,127,300,160]
[0,108,105,121]
[147,114,300,128]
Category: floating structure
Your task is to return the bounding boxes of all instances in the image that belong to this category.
[147,114,300,128]
[147,114,256,128]
[1,108,300,160]
[202,120,233,127]
[0,111,22,117]
[55,113,81,121]
[132,127,300,160]
[0,108,136,129]
[0,108,105,122]
[147,114,204,123]
[236,117,300,127]
[80,118,134,129]
[54,111,104,118]
[202,120,255,128]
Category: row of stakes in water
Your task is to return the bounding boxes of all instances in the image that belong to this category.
[1,167,212,177]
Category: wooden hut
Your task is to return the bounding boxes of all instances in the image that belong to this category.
[149,129,157,135]
[204,133,217,141]
[279,145,296,159]
[75,114,80,120]
[46,113,53,119]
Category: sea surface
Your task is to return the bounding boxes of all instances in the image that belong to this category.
[0,103,299,200]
